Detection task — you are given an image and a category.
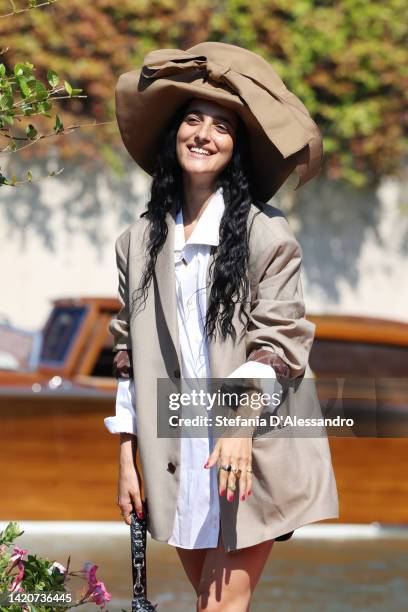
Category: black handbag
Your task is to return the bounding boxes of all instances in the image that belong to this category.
[130,507,158,611]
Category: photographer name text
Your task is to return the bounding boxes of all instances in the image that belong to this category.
[168,414,354,428]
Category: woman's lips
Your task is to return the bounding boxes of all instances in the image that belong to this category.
[186,145,214,158]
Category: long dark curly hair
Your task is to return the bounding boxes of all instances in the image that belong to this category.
[131,102,256,343]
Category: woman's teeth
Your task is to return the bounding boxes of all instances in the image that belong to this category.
[190,147,211,156]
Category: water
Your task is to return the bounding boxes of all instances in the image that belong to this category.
[6,524,408,611]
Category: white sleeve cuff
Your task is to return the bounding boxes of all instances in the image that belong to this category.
[104,378,137,435]
[227,360,277,379]
[226,361,282,409]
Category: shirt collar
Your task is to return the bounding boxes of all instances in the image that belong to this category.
[174,187,225,252]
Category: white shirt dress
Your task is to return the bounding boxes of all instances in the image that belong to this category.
[105,188,277,549]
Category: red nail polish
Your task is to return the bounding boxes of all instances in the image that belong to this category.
[241,494,245,501]
[248,490,252,496]
[204,462,209,468]
[220,489,225,496]
[137,511,144,519]
[227,495,233,502]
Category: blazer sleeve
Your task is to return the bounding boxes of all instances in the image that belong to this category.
[108,233,132,352]
[245,235,315,380]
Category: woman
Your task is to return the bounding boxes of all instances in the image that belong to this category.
[105,42,339,611]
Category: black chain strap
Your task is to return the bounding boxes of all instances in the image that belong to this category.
[130,508,158,611]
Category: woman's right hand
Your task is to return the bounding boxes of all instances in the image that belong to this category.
[117,463,143,526]
[117,433,143,526]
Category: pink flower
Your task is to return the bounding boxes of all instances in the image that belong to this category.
[89,581,112,607]
[8,560,25,593]
[9,546,28,568]
[81,562,98,588]
[6,545,28,592]
[80,562,112,608]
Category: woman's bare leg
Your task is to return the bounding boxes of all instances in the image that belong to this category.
[175,547,207,594]
[196,531,274,612]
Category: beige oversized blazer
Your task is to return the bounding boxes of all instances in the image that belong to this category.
[109,199,339,552]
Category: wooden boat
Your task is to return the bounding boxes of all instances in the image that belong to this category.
[0,298,407,524]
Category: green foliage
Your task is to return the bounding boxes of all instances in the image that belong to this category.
[0,0,407,189]
[0,522,23,546]
[209,0,407,187]
[0,55,83,184]
[0,521,111,610]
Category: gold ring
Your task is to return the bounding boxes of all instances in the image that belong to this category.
[231,467,242,478]
[227,483,236,492]
[246,467,253,473]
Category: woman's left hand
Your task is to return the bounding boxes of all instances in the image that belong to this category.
[204,437,253,503]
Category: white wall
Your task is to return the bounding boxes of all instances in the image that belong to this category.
[1,148,407,332]
[0,149,150,331]
[288,167,408,322]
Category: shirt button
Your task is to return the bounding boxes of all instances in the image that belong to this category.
[167,462,176,474]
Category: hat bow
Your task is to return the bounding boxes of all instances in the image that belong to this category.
[141,50,230,84]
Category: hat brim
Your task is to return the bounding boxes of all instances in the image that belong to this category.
[115,69,310,202]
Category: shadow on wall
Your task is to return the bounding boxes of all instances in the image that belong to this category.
[0,148,151,258]
[1,147,408,304]
[284,170,408,303]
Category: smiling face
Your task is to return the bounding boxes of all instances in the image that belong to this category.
[176,98,238,186]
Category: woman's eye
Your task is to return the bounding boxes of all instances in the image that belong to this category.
[216,124,228,132]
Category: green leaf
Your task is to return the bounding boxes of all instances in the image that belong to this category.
[0,521,21,546]
[54,114,64,133]
[14,63,25,77]
[71,87,83,95]
[0,64,6,77]
[38,100,52,117]
[22,104,35,116]
[2,113,14,126]
[26,124,38,139]
[39,100,52,111]
[34,81,48,101]
[64,80,73,96]
[17,77,31,98]
[47,70,59,88]
[26,171,33,182]
[12,62,34,79]
[0,93,13,111]
[0,82,13,98]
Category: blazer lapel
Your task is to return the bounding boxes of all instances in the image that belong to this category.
[154,203,181,368]
[205,245,248,378]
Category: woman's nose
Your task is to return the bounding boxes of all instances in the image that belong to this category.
[195,121,211,142]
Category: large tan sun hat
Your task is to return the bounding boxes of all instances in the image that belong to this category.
[115,41,323,201]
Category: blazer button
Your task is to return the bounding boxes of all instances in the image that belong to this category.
[173,368,180,379]
[167,462,176,474]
